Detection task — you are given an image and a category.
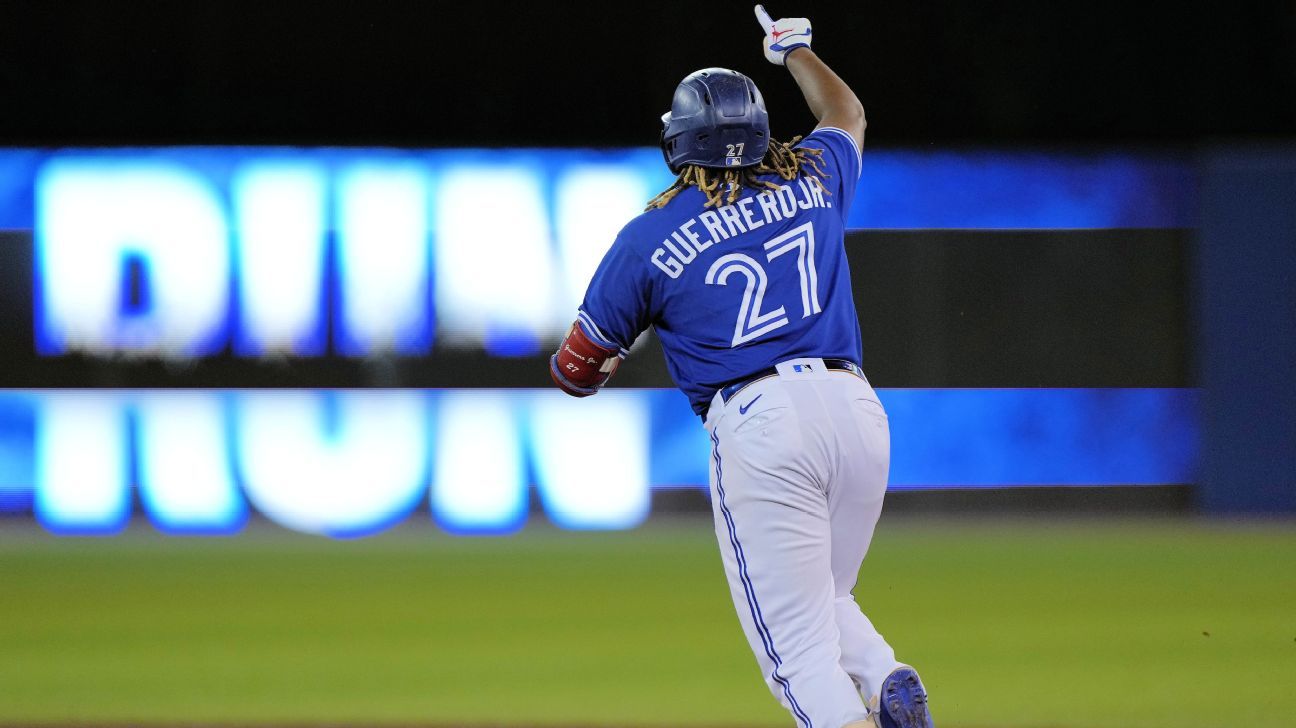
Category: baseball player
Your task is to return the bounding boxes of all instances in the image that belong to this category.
[549,6,933,728]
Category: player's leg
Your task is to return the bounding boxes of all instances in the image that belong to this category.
[706,379,869,728]
[823,376,900,698]
[824,376,935,728]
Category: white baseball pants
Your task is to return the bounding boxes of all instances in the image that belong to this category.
[704,358,901,728]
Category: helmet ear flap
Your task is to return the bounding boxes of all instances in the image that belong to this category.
[660,112,681,174]
[660,131,679,174]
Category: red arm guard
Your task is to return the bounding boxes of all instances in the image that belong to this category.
[550,322,622,397]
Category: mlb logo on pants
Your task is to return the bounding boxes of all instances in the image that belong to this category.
[793,363,812,373]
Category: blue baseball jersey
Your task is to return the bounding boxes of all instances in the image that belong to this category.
[577,126,864,415]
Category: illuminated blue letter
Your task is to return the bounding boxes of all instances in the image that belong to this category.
[232,162,328,355]
[135,391,245,534]
[34,392,130,534]
[430,391,527,534]
[234,390,428,537]
[335,162,433,354]
[36,159,230,357]
[433,164,555,355]
[529,391,650,529]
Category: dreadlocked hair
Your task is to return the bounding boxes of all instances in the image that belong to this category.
[646,136,831,211]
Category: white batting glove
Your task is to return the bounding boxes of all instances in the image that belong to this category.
[754,4,812,66]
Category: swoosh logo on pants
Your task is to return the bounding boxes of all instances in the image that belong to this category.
[738,394,763,415]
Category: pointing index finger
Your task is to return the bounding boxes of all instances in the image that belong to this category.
[754,5,775,31]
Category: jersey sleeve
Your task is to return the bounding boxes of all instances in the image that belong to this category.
[798,126,863,220]
[576,227,654,356]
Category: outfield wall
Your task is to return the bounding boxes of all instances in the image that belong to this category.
[3,144,1286,532]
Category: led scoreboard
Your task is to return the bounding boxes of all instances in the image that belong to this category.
[19,147,1191,359]
[0,147,1199,535]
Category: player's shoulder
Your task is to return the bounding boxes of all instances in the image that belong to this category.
[797,126,864,176]
[799,126,862,153]
[615,190,700,247]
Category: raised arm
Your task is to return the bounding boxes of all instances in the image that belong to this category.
[786,50,866,150]
[755,5,866,151]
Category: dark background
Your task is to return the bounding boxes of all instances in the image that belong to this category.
[1,1,1293,147]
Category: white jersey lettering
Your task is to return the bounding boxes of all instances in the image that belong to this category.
[645,182,831,278]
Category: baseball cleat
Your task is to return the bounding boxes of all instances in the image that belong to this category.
[876,666,934,728]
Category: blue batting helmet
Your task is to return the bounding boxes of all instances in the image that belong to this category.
[660,68,770,174]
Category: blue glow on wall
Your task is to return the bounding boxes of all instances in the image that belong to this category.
[0,147,1195,234]
[0,393,36,512]
[883,388,1199,486]
[849,150,1195,229]
[0,388,1199,536]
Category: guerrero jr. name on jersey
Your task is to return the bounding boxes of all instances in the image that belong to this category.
[650,178,829,278]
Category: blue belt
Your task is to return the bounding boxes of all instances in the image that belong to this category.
[717,358,864,404]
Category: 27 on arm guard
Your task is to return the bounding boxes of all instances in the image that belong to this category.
[549,321,623,397]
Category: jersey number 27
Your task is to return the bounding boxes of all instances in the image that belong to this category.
[704,222,823,347]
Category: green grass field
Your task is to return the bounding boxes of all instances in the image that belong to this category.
[1,516,1293,727]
